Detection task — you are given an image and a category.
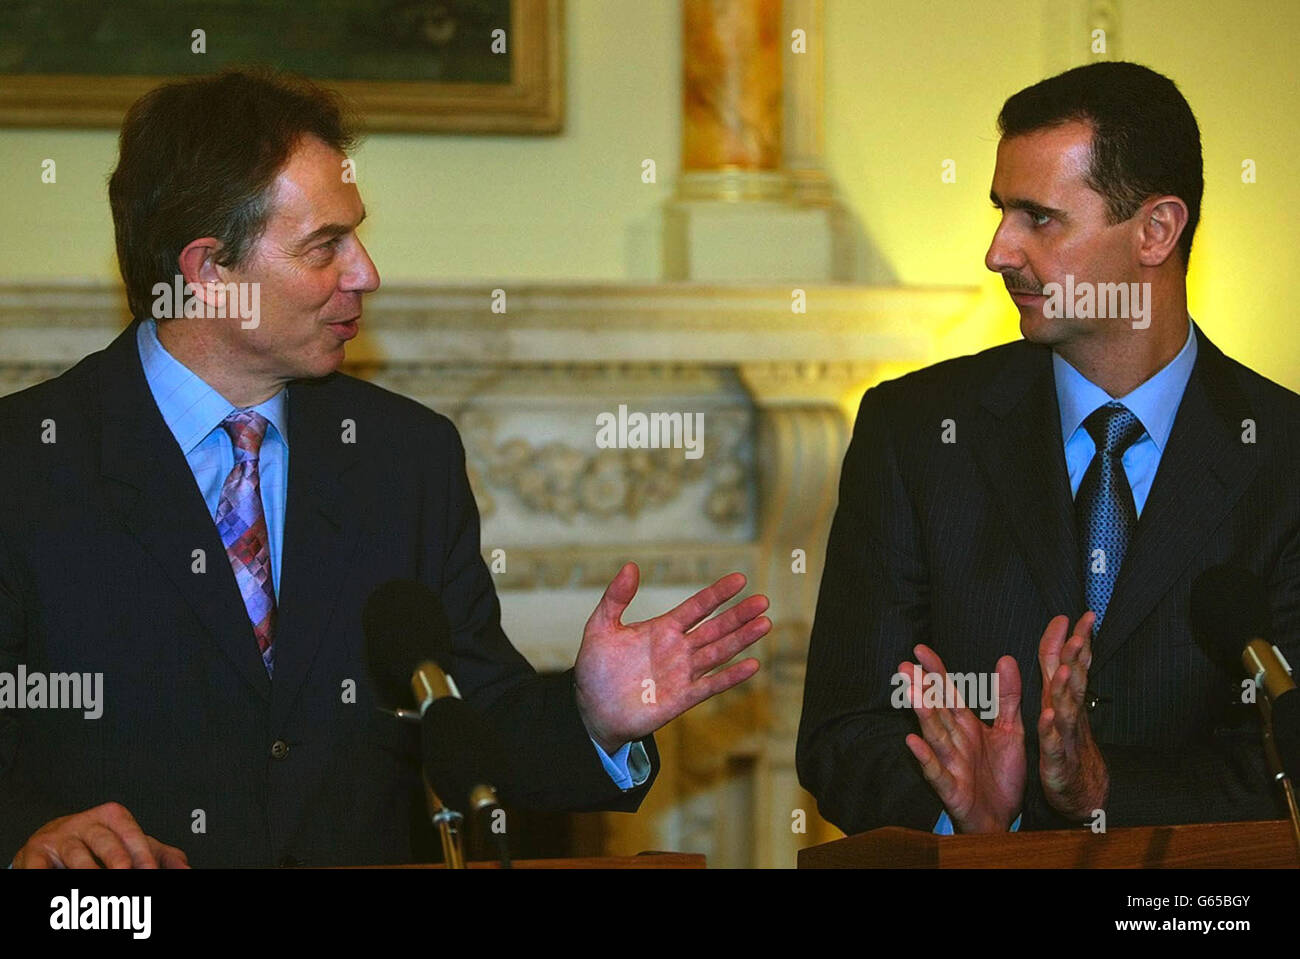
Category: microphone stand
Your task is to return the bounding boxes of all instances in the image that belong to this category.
[424,779,467,870]
[405,671,473,869]
[1243,640,1300,864]
[468,785,512,869]
[411,669,512,869]
[1258,696,1300,864]
[397,704,512,869]
[394,705,470,869]
[397,665,513,869]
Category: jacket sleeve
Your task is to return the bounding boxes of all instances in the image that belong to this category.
[796,385,945,834]
[426,415,658,813]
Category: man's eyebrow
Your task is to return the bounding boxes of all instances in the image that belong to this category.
[989,190,1068,220]
[297,208,367,249]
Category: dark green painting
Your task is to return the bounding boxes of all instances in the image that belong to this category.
[0,0,512,83]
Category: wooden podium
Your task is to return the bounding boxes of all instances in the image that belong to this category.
[798,820,1299,868]
[389,852,706,869]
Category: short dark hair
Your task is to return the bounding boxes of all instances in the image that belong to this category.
[108,68,358,320]
[997,61,1203,271]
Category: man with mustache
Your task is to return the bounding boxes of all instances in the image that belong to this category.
[798,61,1298,834]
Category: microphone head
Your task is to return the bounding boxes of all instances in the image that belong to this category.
[1190,564,1271,670]
[421,697,507,814]
[362,579,453,710]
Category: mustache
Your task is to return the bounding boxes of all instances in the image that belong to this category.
[1001,270,1042,295]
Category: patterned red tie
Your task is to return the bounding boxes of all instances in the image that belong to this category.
[215,410,276,676]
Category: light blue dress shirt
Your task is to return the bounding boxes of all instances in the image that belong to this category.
[135,318,648,790]
[1055,320,1198,512]
[137,319,289,597]
[933,320,1197,834]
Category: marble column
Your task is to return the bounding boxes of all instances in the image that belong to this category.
[666,0,853,281]
[681,0,786,201]
[781,0,833,205]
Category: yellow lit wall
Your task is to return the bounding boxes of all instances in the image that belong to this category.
[825,0,1300,389]
[2,0,1298,388]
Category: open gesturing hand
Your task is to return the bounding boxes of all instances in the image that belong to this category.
[574,563,768,754]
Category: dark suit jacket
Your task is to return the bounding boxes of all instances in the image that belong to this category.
[797,324,1300,834]
[0,319,657,866]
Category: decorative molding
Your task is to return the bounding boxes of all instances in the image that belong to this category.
[481,543,759,591]
[0,279,977,368]
[459,408,751,526]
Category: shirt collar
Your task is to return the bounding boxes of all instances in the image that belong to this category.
[136,318,289,455]
[1053,318,1198,454]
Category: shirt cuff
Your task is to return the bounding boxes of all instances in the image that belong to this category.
[933,811,1022,833]
[590,736,651,790]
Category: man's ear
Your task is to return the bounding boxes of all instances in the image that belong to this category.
[1136,196,1189,268]
[176,237,228,310]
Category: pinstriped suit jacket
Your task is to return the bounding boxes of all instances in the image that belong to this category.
[797,324,1299,833]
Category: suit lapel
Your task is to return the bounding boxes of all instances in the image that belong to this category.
[99,320,273,700]
[971,342,1082,624]
[1091,327,1258,670]
[270,374,363,728]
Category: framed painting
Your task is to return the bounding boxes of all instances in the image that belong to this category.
[0,0,563,132]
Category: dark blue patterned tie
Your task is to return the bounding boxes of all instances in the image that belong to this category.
[1076,401,1145,635]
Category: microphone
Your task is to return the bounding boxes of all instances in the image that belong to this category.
[362,579,510,866]
[362,578,460,717]
[421,697,508,821]
[1190,565,1300,783]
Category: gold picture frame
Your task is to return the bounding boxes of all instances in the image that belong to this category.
[0,0,563,134]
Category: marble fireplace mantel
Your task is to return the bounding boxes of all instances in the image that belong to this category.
[1,279,972,368]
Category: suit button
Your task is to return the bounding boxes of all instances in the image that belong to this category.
[270,739,289,760]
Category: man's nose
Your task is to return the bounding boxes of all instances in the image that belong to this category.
[984,219,1022,275]
[344,240,381,293]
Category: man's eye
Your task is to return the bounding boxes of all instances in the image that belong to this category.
[1029,211,1051,227]
[317,237,343,253]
